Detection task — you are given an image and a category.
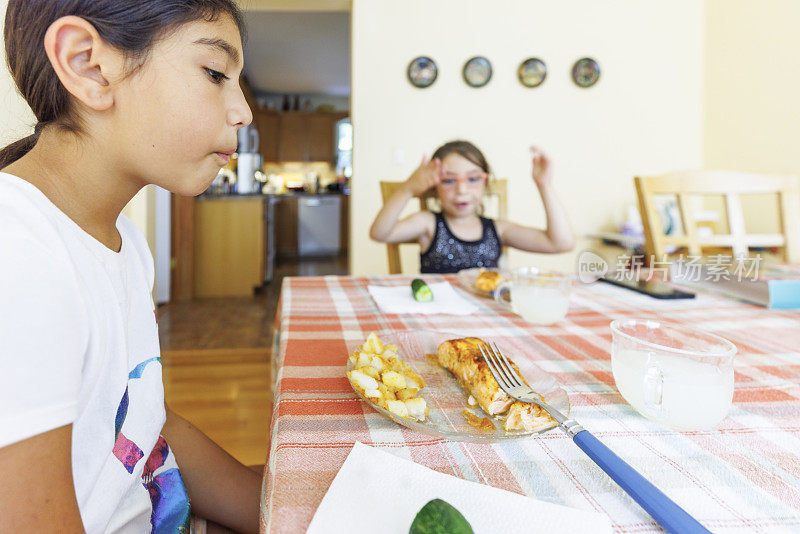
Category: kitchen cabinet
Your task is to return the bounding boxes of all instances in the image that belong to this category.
[194,197,264,297]
[253,111,279,162]
[307,114,336,161]
[256,110,348,163]
[278,114,307,162]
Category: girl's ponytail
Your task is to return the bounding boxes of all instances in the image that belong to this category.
[0,133,37,169]
[0,120,48,168]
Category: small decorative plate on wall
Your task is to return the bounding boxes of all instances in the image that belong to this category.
[518,57,547,88]
[407,56,438,88]
[571,57,600,88]
[462,56,493,88]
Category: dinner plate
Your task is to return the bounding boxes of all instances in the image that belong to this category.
[454,268,510,298]
[345,330,569,443]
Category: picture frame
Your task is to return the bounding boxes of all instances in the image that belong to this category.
[518,57,547,88]
[462,56,492,88]
[571,57,601,88]
[407,56,438,88]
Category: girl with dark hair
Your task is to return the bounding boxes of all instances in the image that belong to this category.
[0,1,260,532]
[370,140,576,273]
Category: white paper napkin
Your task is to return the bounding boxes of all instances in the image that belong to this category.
[367,281,480,315]
[306,442,612,534]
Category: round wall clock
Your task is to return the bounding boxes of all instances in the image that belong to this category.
[407,56,438,88]
[518,57,547,88]
[572,57,600,88]
[462,56,492,88]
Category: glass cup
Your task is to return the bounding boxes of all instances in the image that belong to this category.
[610,319,737,430]
[494,267,571,325]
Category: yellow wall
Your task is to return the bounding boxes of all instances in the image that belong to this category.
[704,0,800,233]
[350,0,705,275]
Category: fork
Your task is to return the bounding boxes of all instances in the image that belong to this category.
[478,342,710,534]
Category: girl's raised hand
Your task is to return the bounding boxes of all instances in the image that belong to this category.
[404,155,442,197]
[530,146,552,186]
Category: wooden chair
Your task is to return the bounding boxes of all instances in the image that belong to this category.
[379,179,508,274]
[634,170,800,263]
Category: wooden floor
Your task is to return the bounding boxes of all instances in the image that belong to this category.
[158,255,348,466]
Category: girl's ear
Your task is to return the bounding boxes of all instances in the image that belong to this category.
[43,16,120,112]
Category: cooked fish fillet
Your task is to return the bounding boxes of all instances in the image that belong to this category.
[503,401,553,432]
[437,337,553,431]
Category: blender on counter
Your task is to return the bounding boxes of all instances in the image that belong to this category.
[235,123,262,194]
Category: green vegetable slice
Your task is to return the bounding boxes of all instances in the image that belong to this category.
[411,278,434,302]
[409,499,473,534]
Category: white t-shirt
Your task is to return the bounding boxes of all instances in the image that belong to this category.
[0,172,190,533]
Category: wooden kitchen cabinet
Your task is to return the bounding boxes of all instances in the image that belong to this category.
[307,114,336,161]
[253,111,279,162]
[278,113,307,161]
[255,110,348,163]
[194,198,264,297]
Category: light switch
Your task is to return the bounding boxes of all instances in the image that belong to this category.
[392,148,405,166]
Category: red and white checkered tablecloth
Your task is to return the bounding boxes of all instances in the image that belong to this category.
[260,275,800,533]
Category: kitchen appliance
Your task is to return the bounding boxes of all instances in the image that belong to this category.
[237,123,259,153]
[236,153,262,194]
[236,123,261,194]
[298,195,341,256]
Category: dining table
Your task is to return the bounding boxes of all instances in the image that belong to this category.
[259,273,800,533]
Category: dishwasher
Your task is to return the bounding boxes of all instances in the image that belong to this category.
[297,195,342,256]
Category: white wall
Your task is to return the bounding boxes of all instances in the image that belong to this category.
[0,0,35,146]
[350,0,705,275]
[120,186,160,299]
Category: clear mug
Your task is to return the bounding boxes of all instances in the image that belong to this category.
[610,319,737,430]
[494,267,571,325]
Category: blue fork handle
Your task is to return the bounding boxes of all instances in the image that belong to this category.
[572,430,710,533]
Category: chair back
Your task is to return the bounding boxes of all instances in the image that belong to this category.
[634,170,800,263]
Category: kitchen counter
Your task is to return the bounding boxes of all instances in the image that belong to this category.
[193,192,349,287]
[193,196,265,297]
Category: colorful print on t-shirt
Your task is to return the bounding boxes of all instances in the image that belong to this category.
[112,356,191,532]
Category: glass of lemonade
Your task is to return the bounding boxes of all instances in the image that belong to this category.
[493,267,571,325]
[610,319,737,430]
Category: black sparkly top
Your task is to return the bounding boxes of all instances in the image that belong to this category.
[420,212,502,274]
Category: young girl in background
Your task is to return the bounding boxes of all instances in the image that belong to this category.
[370,140,576,273]
[0,1,260,532]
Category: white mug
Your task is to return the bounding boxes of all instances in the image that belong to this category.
[494,267,571,325]
[610,319,737,430]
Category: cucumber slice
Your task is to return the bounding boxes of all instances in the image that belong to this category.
[411,278,434,302]
[409,499,474,534]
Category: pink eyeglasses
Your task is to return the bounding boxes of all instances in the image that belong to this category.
[438,172,488,189]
